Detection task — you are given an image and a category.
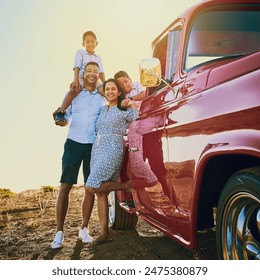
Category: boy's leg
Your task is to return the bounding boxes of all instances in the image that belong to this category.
[54,88,81,126]
[96,80,104,96]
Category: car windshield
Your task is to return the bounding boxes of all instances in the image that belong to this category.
[185,6,260,69]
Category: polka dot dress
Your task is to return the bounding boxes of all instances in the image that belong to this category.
[86,105,139,189]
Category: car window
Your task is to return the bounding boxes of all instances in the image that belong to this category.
[185,6,260,70]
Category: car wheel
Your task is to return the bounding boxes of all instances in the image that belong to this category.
[216,167,260,260]
[108,191,138,230]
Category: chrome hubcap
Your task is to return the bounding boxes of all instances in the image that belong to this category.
[222,192,260,260]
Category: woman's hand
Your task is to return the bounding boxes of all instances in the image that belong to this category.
[121,98,131,108]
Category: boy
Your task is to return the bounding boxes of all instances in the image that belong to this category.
[55,31,105,125]
[71,30,105,90]
[114,70,145,101]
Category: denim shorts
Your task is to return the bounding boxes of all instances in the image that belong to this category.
[60,138,92,184]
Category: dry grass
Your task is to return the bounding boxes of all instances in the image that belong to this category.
[0,186,217,260]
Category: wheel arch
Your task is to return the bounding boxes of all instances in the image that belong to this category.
[215,167,260,259]
[195,152,260,231]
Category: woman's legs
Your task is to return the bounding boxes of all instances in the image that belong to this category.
[95,192,111,242]
[86,181,131,194]
[84,181,131,244]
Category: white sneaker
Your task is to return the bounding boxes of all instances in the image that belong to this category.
[78,227,93,243]
[51,231,64,249]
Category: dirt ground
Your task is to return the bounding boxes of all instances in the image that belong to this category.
[0,186,217,260]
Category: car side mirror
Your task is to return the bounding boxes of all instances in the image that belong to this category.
[139,58,178,98]
[139,58,161,87]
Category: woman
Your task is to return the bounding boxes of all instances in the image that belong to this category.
[84,78,139,244]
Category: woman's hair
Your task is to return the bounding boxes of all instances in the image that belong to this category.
[103,78,126,111]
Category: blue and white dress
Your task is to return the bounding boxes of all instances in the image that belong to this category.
[86,105,139,189]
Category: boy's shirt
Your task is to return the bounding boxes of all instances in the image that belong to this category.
[73,49,104,78]
[125,81,145,99]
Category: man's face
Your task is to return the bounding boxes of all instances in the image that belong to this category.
[83,64,99,85]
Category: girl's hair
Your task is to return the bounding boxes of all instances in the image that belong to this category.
[103,78,126,111]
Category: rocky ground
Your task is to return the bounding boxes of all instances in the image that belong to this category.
[0,186,217,260]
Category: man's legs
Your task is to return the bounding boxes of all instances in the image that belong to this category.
[56,183,73,231]
[51,183,72,249]
[81,188,95,228]
[78,143,94,243]
[78,188,95,243]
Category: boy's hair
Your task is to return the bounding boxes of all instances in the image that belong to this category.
[82,31,97,42]
[114,70,130,80]
[84,61,99,70]
[103,78,126,111]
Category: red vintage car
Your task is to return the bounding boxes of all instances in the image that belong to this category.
[108,0,260,260]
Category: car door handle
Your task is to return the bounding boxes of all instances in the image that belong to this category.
[128,147,140,152]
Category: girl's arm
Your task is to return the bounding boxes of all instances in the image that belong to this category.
[70,67,80,90]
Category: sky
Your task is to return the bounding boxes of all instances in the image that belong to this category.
[0,0,201,193]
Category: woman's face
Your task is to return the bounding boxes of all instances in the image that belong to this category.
[104,81,121,104]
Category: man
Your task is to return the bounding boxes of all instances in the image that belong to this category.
[51,62,106,249]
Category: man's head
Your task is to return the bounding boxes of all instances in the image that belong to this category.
[83,62,99,87]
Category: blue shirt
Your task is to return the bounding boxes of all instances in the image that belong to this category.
[73,49,104,77]
[66,89,106,144]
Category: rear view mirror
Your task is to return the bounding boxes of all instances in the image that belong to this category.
[139,58,161,87]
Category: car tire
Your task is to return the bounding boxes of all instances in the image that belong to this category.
[216,167,260,260]
[108,191,138,230]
